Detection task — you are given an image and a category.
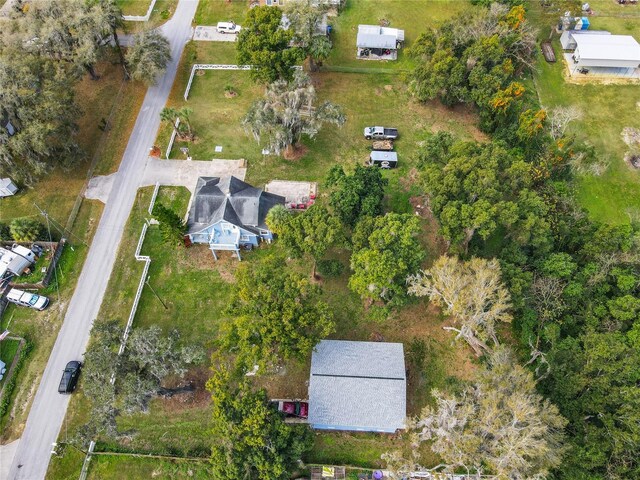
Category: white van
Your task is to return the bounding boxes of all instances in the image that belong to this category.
[216,21,241,34]
[6,288,49,311]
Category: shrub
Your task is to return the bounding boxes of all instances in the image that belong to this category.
[316,259,344,277]
[9,218,44,242]
[0,222,10,241]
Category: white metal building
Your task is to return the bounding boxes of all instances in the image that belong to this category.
[560,30,610,51]
[572,34,640,69]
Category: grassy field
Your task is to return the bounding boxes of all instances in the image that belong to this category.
[157,64,484,191]
[528,2,640,223]
[325,0,472,71]
[194,0,248,25]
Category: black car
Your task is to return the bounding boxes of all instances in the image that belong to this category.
[58,361,82,394]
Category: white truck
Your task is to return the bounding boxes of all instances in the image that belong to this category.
[364,126,398,140]
[7,288,49,310]
[216,21,241,34]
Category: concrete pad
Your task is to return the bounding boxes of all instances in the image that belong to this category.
[85,173,117,203]
[140,158,247,192]
[193,26,238,42]
[0,439,20,480]
[265,180,317,206]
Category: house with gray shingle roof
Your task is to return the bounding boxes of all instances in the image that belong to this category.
[187,176,285,261]
[308,340,406,433]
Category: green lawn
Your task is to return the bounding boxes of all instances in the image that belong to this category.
[194,0,248,25]
[324,0,472,71]
[528,3,640,223]
[86,456,212,480]
[117,0,152,16]
[0,339,21,388]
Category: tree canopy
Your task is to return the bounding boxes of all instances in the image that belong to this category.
[236,6,304,84]
[208,367,313,480]
[243,71,345,157]
[152,203,187,246]
[274,204,343,276]
[126,30,171,86]
[326,164,388,228]
[419,133,551,253]
[283,0,332,71]
[223,254,334,372]
[76,322,204,445]
[408,255,512,356]
[349,213,425,306]
[0,55,83,183]
[385,347,566,479]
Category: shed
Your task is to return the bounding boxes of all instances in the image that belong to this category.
[0,178,18,197]
[308,340,406,433]
[572,34,640,68]
[0,246,35,278]
[357,25,405,60]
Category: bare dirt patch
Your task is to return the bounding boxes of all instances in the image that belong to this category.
[160,367,211,412]
[283,144,309,161]
[176,244,238,282]
[410,195,449,259]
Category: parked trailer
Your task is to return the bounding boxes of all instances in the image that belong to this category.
[369,151,398,168]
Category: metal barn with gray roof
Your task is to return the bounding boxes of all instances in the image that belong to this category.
[308,340,406,433]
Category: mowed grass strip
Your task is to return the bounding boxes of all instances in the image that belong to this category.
[86,455,212,480]
[194,0,248,25]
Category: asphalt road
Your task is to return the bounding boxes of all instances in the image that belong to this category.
[6,2,199,478]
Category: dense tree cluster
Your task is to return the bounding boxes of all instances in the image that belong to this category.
[236,6,304,84]
[408,4,538,139]
[223,254,335,373]
[325,164,387,228]
[208,366,313,480]
[0,0,169,183]
[408,5,639,478]
[349,213,424,306]
[385,347,566,480]
[77,322,204,444]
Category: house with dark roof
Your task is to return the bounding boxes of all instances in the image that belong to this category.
[308,340,406,433]
[187,176,285,260]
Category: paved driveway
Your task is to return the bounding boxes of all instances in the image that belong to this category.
[193,25,238,42]
[6,1,199,479]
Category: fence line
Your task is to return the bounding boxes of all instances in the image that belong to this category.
[148,182,160,215]
[183,64,303,100]
[78,441,96,480]
[122,0,157,22]
[165,118,180,159]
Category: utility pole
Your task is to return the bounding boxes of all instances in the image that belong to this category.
[145,275,168,310]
